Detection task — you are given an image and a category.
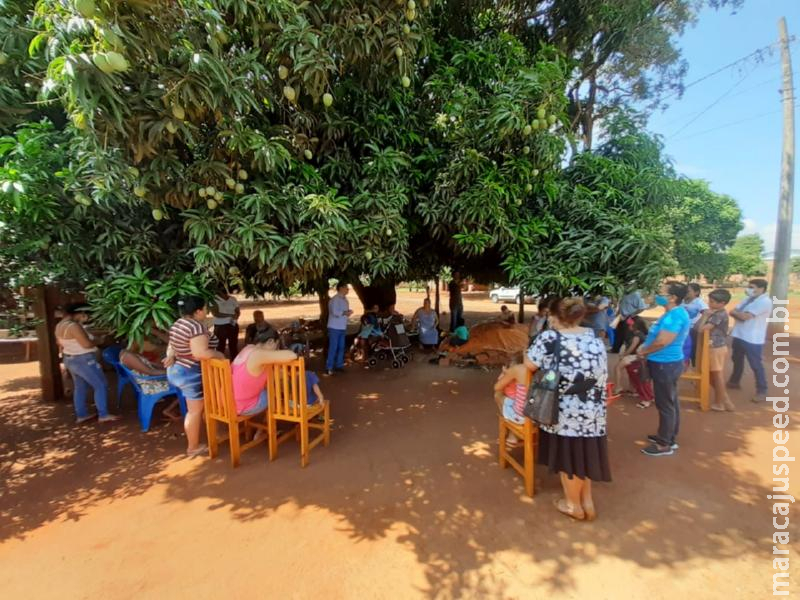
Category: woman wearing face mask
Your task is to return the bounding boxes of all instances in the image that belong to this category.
[636,282,691,457]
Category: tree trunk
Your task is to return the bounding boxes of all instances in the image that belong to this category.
[350,279,368,310]
[582,77,598,151]
[316,281,330,327]
[33,285,64,403]
[434,275,441,316]
[518,286,525,324]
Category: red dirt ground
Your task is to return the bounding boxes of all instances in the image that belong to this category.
[0,292,798,599]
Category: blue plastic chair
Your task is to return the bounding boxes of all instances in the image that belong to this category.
[118,363,186,432]
[102,345,132,408]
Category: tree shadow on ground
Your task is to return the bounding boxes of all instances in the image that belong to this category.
[0,352,793,598]
[158,358,787,598]
[0,371,184,541]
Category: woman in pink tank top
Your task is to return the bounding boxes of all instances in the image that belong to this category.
[232,334,297,415]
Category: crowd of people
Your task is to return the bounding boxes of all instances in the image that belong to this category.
[54,275,776,516]
[492,277,775,521]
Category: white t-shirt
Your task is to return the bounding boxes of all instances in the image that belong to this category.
[683,297,709,326]
[213,296,239,326]
[731,294,773,345]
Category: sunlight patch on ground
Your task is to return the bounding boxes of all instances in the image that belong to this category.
[461,440,492,458]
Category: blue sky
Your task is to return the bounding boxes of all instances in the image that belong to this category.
[646,0,800,254]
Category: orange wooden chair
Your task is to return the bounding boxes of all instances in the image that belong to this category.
[497,369,539,497]
[201,358,269,468]
[266,358,330,467]
[679,329,710,411]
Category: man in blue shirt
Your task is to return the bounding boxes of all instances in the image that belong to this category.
[636,281,691,457]
[326,282,353,375]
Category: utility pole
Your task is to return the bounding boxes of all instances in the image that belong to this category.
[772,17,795,301]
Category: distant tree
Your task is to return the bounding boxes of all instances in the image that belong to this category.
[727,234,767,277]
[671,180,742,282]
[791,257,800,277]
[444,0,745,151]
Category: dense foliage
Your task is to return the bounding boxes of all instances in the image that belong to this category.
[0,0,747,342]
[727,234,767,278]
[671,180,743,282]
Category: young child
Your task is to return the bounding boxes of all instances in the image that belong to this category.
[493,354,529,446]
[449,318,469,346]
[305,368,325,406]
[617,315,654,409]
[696,288,734,411]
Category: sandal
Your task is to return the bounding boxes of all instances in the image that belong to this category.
[554,498,585,521]
[582,503,597,522]
[636,400,652,409]
[710,404,726,412]
[185,443,208,458]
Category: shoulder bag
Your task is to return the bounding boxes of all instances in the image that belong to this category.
[523,331,562,426]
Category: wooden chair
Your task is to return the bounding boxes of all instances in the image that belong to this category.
[497,370,539,497]
[679,329,710,411]
[266,358,330,467]
[201,358,269,467]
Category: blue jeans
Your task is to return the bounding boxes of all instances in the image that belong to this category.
[64,353,110,419]
[449,305,463,332]
[648,359,685,446]
[729,337,767,394]
[326,328,346,370]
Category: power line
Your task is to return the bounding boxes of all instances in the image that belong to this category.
[659,73,784,127]
[671,100,799,142]
[660,36,797,102]
[668,70,753,138]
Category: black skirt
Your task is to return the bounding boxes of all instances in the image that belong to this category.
[537,430,612,482]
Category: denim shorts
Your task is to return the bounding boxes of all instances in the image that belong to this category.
[167,363,203,400]
[502,397,525,425]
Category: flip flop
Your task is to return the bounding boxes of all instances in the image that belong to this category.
[636,400,652,409]
[186,444,208,458]
[554,498,585,521]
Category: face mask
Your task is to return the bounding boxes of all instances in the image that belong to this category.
[744,287,755,297]
[654,295,669,307]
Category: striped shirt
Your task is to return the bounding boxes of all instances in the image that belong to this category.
[169,318,219,368]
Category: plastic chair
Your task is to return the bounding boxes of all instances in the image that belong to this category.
[101,345,132,408]
[201,358,269,468]
[266,358,330,467]
[118,363,186,432]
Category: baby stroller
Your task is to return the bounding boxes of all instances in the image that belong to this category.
[279,321,310,359]
[367,316,413,369]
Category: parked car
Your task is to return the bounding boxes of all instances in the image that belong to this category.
[488,286,535,304]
